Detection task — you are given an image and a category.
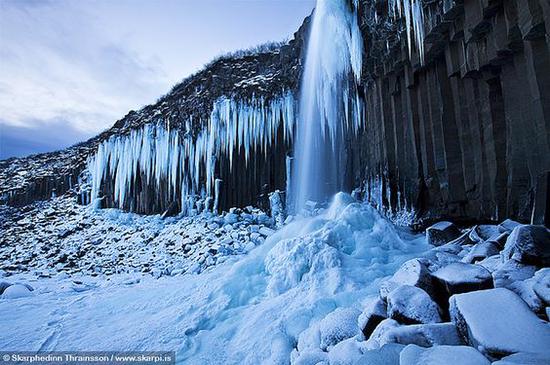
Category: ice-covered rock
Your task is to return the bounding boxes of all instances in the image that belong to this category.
[462,241,500,264]
[449,288,550,359]
[319,307,361,350]
[399,344,490,365]
[379,322,462,347]
[259,227,275,237]
[224,213,239,224]
[358,298,387,339]
[502,225,550,266]
[498,219,522,233]
[492,260,536,288]
[327,337,363,365]
[533,268,550,305]
[366,318,401,347]
[426,221,461,246]
[291,349,328,365]
[0,282,11,295]
[432,262,493,312]
[1,284,33,299]
[354,343,404,365]
[386,285,441,325]
[491,352,550,365]
[470,225,503,242]
[379,258,433,301]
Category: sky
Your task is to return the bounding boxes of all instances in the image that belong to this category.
[0,0,315,160]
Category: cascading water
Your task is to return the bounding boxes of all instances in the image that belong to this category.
[291,0,363,213]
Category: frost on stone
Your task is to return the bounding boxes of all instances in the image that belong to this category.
[399,344,490,365]
[387,285,442,324]
[318,307,361,350]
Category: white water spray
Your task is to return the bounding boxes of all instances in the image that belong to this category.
[291,0,363,213]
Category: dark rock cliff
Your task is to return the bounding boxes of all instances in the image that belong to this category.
[353,0,550,226]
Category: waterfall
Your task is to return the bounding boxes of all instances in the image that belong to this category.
[291,0,363,213]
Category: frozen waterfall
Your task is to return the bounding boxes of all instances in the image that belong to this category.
[291,0,364,214]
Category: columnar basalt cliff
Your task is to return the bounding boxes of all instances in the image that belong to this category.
[1,0,549,227]
[354,0,550,226]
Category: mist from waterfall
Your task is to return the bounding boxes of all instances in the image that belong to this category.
[291,0,363,213]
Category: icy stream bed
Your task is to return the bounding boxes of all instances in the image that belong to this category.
[0,193,429,364]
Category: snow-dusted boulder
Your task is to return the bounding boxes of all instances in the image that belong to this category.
[224,213,239,224]
[0,281,11,295]
[533,268,550,305]
[502,225,550,266]
[327,337,363,365]
[355,343,404,365]
[470,225,503,242]
[477,255,502,273]
[319,307,361,350]
[366,319,401,347]
[462,241,500,264]
[432,263,493,312]
[379,258,434,301]
[492,260,536,288]
[1,283,33,299]
[449,288,550,359]
[386,285,441,325]
[399,345,490,365]
[359,298,387,339]
[498,219,522,233]
[379,322,462,347]
[426,221,461,246]
[291,349,328,365]
[491,352,550,365]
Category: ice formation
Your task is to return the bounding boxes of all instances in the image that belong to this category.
[388,0,426,62]
[291,0,364,213]
[87,92,295,213]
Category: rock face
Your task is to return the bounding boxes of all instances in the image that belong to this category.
[449,288,550,359]
[355,0,550,226]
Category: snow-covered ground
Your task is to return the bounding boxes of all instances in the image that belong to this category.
[0,193,429,364]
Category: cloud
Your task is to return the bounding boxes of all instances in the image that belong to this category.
[0,0,170,137]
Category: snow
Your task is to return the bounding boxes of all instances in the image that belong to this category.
[399,344,490,365]
[379,323,462,347]
[319,307,361,350]
[449,288,550,358]
[0,193,429,364]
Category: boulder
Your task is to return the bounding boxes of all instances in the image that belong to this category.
[492,260,536,288]
[379,322,462,347]
[358,298,387,339]
[365,318,400,347]
[319,307,360,350]
[0,281,12,295]
[502,225,550,266]
[449,288,550,359]
[533,268,550,305]
[355,343,404,365]
[379,258,434,301]
[400,345,490,365]
[470,225,503,242]
[498,219,522,233]
[426,221,461,246]
[386,285,441,325]
[492,352,550,365]
[432,263,493,312]
[462,241,500,264]
[1,283,33,299]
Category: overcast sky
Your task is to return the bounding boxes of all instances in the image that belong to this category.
[0,0,315,159]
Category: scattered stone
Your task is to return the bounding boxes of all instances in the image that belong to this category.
[387,285,441,325]
[470,225,503,242]
[259,227,275,237]
[358,298,387,339]
[224,213,239,224]
[498,219,522,233]
[400,345,490,365]
[1,284,33,299]
[379,322,462,347]
[533,268,550,305]
[449,288,550,359]
[426,221,461,246]
[502,225,550,266]
[366,319,400,346]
